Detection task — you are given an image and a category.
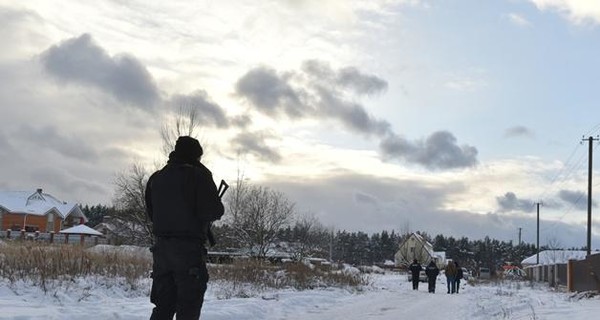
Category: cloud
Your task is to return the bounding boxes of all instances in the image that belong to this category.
[529,0,600,25]
[558,189,596,210]
[507,13,532,27]
[236,61,478,169]
[496,192,535,213]
[302,60,388,95]
[235,61,390,137]
[354,191,379,205]
[231,131,282,163]
[380,131,479,169]
[235,66,307,118]
[169,91,229,128]
[315,87,392,137]
[0,7,47,60]
[504,125,535,138]
[16,124,98,161]
[40,34,160,109]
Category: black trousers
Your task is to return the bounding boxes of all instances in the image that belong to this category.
[428,277,436,293]
[150,237,209,320]
[412,277,419,290]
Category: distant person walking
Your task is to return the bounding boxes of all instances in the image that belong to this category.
[455,261,463,294]
[145,136,225,320]
[445,260,458,294]
[409,259,423,290]
[425,261,439,293]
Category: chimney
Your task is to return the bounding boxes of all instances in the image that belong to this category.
[37,188,43,194]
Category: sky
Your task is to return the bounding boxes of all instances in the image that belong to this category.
[2,0,600,248]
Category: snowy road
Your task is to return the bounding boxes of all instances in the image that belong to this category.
[282,285,467,320]
[2,274,600,319]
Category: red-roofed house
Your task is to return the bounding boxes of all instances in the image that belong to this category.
[0,188,87,232]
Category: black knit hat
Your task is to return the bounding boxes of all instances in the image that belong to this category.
[174,136,203,160]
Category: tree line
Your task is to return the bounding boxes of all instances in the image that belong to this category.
[82,195,541,271]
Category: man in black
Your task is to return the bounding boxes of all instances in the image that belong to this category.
[145,136,224,320]
[408,259,422,290]
[425,260,440,293]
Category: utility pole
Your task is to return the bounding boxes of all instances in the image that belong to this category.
[582,136,599,256]
[536,202,542,265]
[518,227,522,245]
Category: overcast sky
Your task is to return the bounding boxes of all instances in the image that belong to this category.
[2,0,600,249]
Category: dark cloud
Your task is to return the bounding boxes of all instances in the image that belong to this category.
[40,34,160,109]
[169,91,229,128]
[496,192,534,213]
[235,66,307,118]
[231,131,282,163]
[380,131,478,169]
[504,125,534,138]
[17,124,98,161]
[302,60,388,95]
[316,87,391,137]
[235,62,478,170]
[558,189,596,210]
[231,114,253,129]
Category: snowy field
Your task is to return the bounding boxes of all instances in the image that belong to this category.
[1,271,599,320]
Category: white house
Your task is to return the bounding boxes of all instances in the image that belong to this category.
[394,233,446,268]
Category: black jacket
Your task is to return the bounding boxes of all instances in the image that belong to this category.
[409,262,423,276]
[425,263,440,278]
[145,160,224,241]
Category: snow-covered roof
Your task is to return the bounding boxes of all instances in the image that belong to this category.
[521,250,599,266]
[60,224,104,236]
[0,189,85,221]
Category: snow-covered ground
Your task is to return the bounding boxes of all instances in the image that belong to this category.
[1,271,599,320]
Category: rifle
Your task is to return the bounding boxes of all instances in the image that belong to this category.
[207,179,229,247]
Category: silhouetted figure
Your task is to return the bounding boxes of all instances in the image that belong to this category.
[409,259,423,290]
[425,261,440,293]
[455,261,463,293]
[146,136,224,320]
[445,260,458,294]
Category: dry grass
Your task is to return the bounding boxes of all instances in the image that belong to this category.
[0,241,151,292]
[208,259,369,295]
[0,242,368,297]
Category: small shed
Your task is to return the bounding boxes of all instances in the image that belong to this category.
[60,224,104,245]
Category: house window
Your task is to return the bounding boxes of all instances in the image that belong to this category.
[47,213,54,232]
[410,247,415,253]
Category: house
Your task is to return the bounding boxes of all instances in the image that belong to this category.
[0,188,87,233]
[394,232,446,268]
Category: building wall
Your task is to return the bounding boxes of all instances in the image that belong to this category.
[0,212,62,233]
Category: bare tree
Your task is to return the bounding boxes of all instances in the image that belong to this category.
[110,105,206,245]
[291,214,330,260]
[226,179,295,259]
[160,105,202,157]
[112,163,153,245]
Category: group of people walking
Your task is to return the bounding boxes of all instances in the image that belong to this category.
[408,259,464,294]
